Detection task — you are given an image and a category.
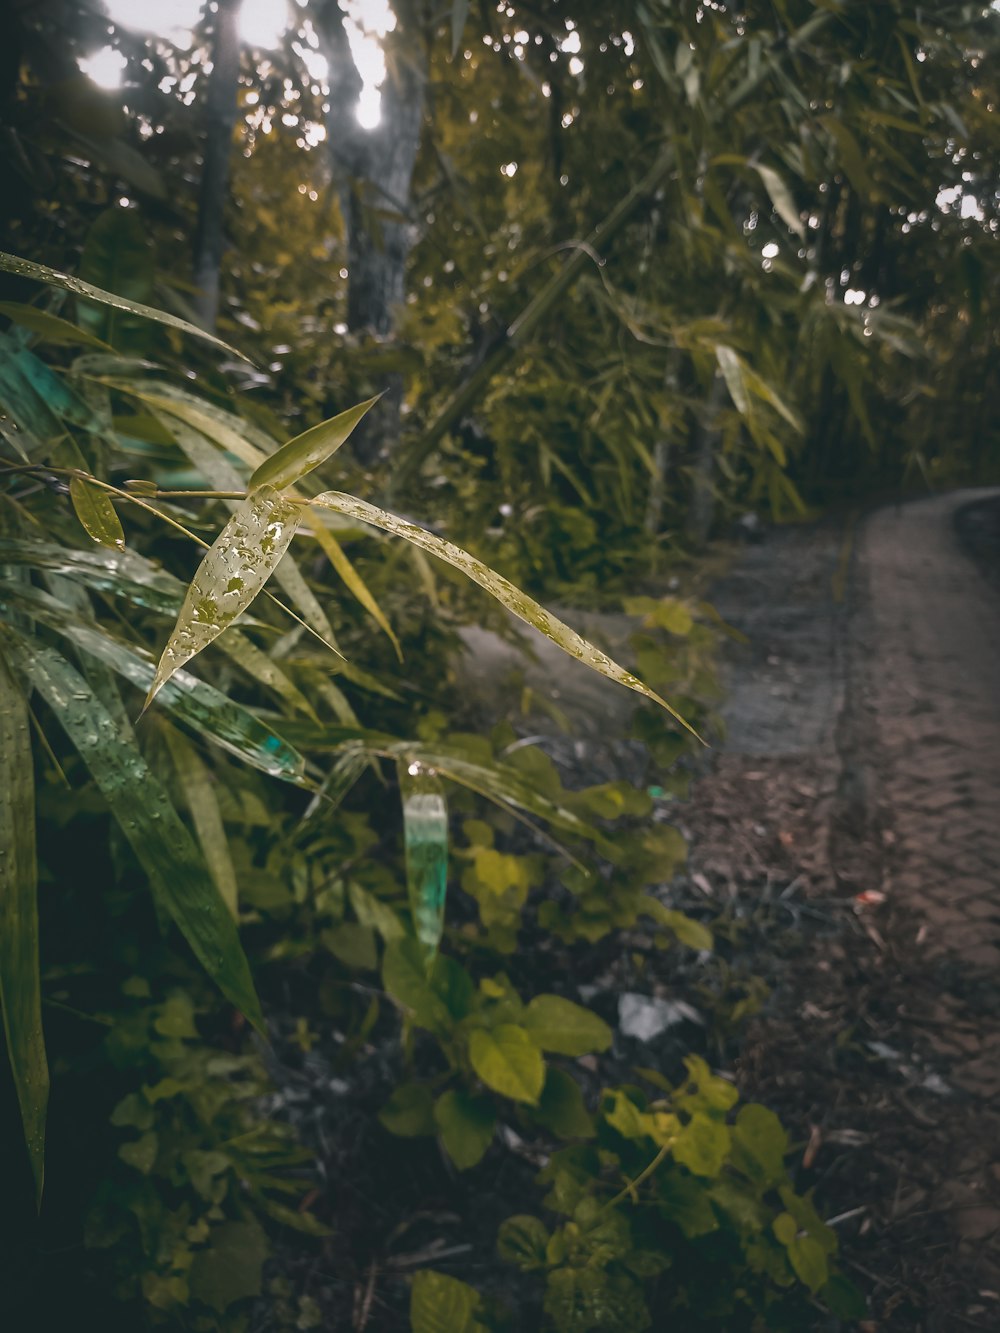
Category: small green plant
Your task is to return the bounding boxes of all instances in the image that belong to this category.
[410,1056,865,1331]
[86,986,325,1329]
[379,947,612,1166]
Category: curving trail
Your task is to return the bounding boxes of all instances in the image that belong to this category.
[691,489,1000,1323]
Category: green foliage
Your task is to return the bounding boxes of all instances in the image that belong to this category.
[486,1055,860,1331]
[380,949,614,1166]
[86,986,321,1327]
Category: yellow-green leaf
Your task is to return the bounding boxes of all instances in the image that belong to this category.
[0,652,48,1207]
[434,1089,495,1169]
[310,492,700,740]
[672,1112,731,1177]
[146,486,301,709]
[468,1024,545,1104]
[521,995,612,1056]
[248,394,382,494]
[69,477,125,551]
[410,1270,481,1333]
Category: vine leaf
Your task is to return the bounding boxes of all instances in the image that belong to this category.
[0,652,48,1207]
[248,394,382,494]
[311,492,701,740]
[69,477,125,551]
[468,1025,545,1104]
[145,486,301,710]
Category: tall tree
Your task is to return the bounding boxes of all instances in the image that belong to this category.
[316,0,428,464]
[192,0,241,329]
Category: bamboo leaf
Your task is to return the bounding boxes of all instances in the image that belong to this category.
[0,580,307,783]
[0,651,48,1207]
[715,345,751,417]
[145,405,340,648]
[162,724,239,918]
[303,515,402,662]
[753,164,805,239]
[399,763,448,960]
[0,538,315,719]
[0,632,263,1029]
[142,395,395,653]
[0,250,250,362]
[69,477,125,551]
[146,487,302,709]
[247,394,381,494]
[0,301,113,350]
[310,493,700,740]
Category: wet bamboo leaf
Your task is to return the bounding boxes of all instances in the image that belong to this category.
[147,398,395,654]
[0,250,250,362]
[4,585,307,782]
[311,492,700,740]
[69,477,125,551]
[0,301,113,350]
[0,652,48,1207]
[399,762,448,961]
[0,539,313,718]
[248,394,381,494]
[146,404,339,646]
[146,487,302,710]
[0,632,263,1029]
[282,725,611,860]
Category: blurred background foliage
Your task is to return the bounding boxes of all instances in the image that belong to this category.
[1,0,998,1328]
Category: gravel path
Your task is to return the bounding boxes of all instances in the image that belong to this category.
[698,490,1000,1321]
[851,491,1000,1271]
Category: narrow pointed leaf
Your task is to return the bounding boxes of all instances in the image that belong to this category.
[0,301,114,350]
[399,763,448,960]
[146,486,302,709]
[144,404,340,647]
[248,395,382,494]
[162,724,238,918]
[0,538,314,718]
[0,633,262,1029]
[69,477,125,551]
[753,164,805,239]
[0,581,307,782]
[311,492,700,740]
[715,346,751,417]
[304,515,402,661]
[0,652,48,1207]
[0,250,251,361]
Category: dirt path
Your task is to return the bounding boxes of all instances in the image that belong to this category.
[453,493,1000,1325]
[688,490,1000,1328]
[852,493,1000,1279]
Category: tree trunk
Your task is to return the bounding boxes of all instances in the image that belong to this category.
[192,0,240,330]
[317,1,427,466]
